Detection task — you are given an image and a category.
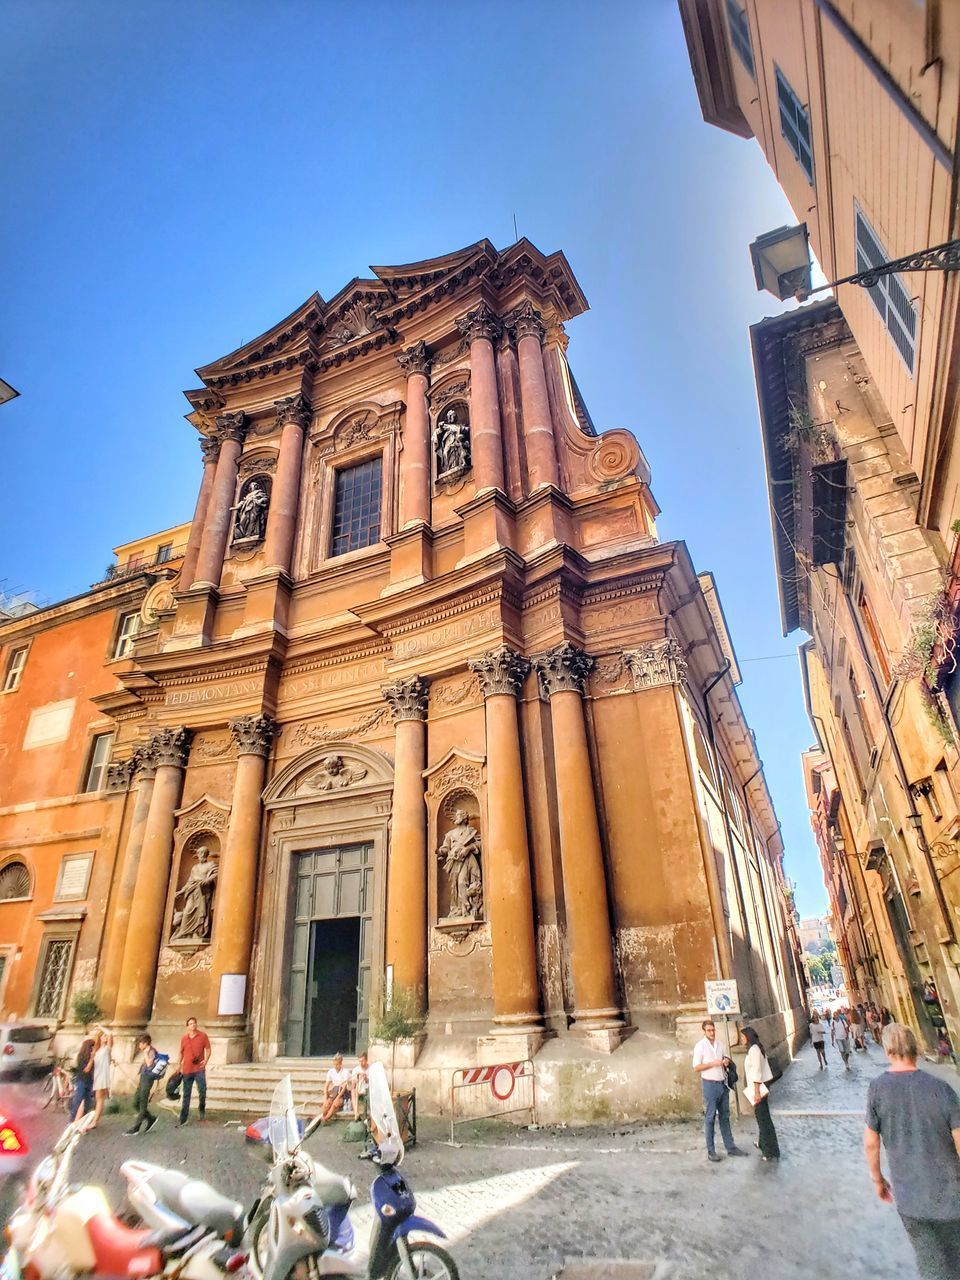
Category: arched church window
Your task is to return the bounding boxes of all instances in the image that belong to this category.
[0,861,31,901]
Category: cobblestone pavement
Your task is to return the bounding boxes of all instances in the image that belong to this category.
[2,1039,958,1280]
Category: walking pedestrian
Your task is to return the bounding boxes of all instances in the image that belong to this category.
[867,1004,881,1045]
[881,1006,893,1028]
[69,1035,95,1121]
[850,1005,866,1051]
[810,1011,828,1069]
[833,1010,852,1069]
[692,1018,747,1163]
[124,1034,160,1136]
[91,1029,112,1127]
[178,1016,211,1126]
[741,1025,780,1161]
[864,1022,960,1279]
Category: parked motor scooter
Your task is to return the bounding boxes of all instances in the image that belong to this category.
[3,1111,241,1280]
[248,1062,458,1280]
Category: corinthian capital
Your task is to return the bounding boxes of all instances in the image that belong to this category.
[506,300,545,344]
[624,639,687,691]
[229,714,278,757]
[275,394,312,431]
[148,726,192,769]
[532,643,594,697]
[214,411,247,444]
[396,341,431,379]
[456,301,502,344]
[382,676,430,722]
[104,756,137,794]
[469,646,530,699]
[200,435,221,465]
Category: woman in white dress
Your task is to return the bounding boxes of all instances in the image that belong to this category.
[92,1029,112,1127]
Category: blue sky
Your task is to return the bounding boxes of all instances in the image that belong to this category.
[1,1,826,915]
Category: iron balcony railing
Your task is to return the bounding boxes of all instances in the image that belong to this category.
[92,543,187,589]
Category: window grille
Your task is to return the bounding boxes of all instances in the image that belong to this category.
[775,67,814,183]
[331,457,383,557]
[726,0,754,77]
[0,862,30,901]
[114,611,140,659]
[2,647,27,692]
[35,940,73,1018]
[855,206,918,374]
[83,733,114,793]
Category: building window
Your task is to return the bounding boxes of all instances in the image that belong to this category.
[83,733,114,793]
[34,937,74,1019]
[857,587,891,685]
[0,862,30,902]
[855,205,918,374]
[331,457,383,557]
[54,853,93,902]
[775,66,814,183]
[155,542,172,564]
[2,647,27,692]
[726,0,754,77]
[113,610,140,659]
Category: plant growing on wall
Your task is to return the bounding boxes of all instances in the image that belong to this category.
[893,592,957,684]
[783,402,838,462]
[71,990,102,1029]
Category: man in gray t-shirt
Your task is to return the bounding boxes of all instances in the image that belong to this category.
[864,1022,960,1280]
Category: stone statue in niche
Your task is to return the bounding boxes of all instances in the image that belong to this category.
[438,809,483,920]
[231,478,269,543]
[170,845,219,943]
[434,408,471,479]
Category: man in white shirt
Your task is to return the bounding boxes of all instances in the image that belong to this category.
[692,1018,747,1163]
[351,1050,369,1119]
[320,1052,352,1123]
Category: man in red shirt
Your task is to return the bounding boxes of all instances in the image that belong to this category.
[178,1017,211,1126]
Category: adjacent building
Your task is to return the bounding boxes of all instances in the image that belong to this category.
[681,0,960,1049]
[0,239,804,1117]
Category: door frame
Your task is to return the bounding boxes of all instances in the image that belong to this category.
[254,742,393,1060]
[305,913,364,1056]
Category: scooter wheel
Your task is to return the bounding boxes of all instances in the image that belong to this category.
[387,1241,460,1280]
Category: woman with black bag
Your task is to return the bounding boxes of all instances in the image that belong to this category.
[741,1025,781,1162]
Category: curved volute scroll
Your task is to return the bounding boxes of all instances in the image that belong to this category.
[262,740,395,807]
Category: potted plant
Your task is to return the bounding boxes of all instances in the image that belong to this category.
[370,987,426,1090]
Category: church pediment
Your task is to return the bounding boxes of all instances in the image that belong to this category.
[262,742,394,805]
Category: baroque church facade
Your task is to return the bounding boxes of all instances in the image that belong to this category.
[1,239,805,1115]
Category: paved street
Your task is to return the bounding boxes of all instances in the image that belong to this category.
[3,1039,957,1279]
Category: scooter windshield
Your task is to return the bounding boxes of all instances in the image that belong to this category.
[367,1062,403,1166]
[267,1075,299,1163]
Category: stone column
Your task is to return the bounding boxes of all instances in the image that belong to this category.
[191,412,246,589]
[468,646,541,1028]
[397,343,432,528]
[511,302,560,490]
[114,728,191,1027]
[382,677,429,1008]
[180,436,220,589]
[99,747,158,1015]
[456,302,505,492]
[207,714,277,1020]
[263,395,311,573]
[533,644,622,1032]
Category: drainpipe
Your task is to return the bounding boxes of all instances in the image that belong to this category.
[739,762,783,1010]
[702,662,761,1015]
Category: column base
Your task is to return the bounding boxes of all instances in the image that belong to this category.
[455,488,515,564]
[384,524,434,590]
[477,1029,552,1064]
[165,584,218,649]
[571,1007,630,1054]
[235,568,292,638]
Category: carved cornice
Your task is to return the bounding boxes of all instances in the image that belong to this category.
[623,639,687,691]
[506,300,545,344]
[275,393,312,431]
[148,726,192,769]
[200,436,221,465]
[469,646,530,699]
[456,301,502,344]
[397,341,431,378]
[533,643,594,697]
[382,676,430,722]
[214,411,247,445]
[229,714,278,758]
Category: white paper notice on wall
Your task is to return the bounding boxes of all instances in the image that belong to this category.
[218,973,246,1017]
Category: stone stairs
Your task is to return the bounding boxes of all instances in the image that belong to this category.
[166,1057,358,1117]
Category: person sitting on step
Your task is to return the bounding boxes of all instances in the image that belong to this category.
[320,1052,352,1123]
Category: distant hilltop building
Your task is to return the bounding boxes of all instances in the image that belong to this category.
[0,240,805,1119]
